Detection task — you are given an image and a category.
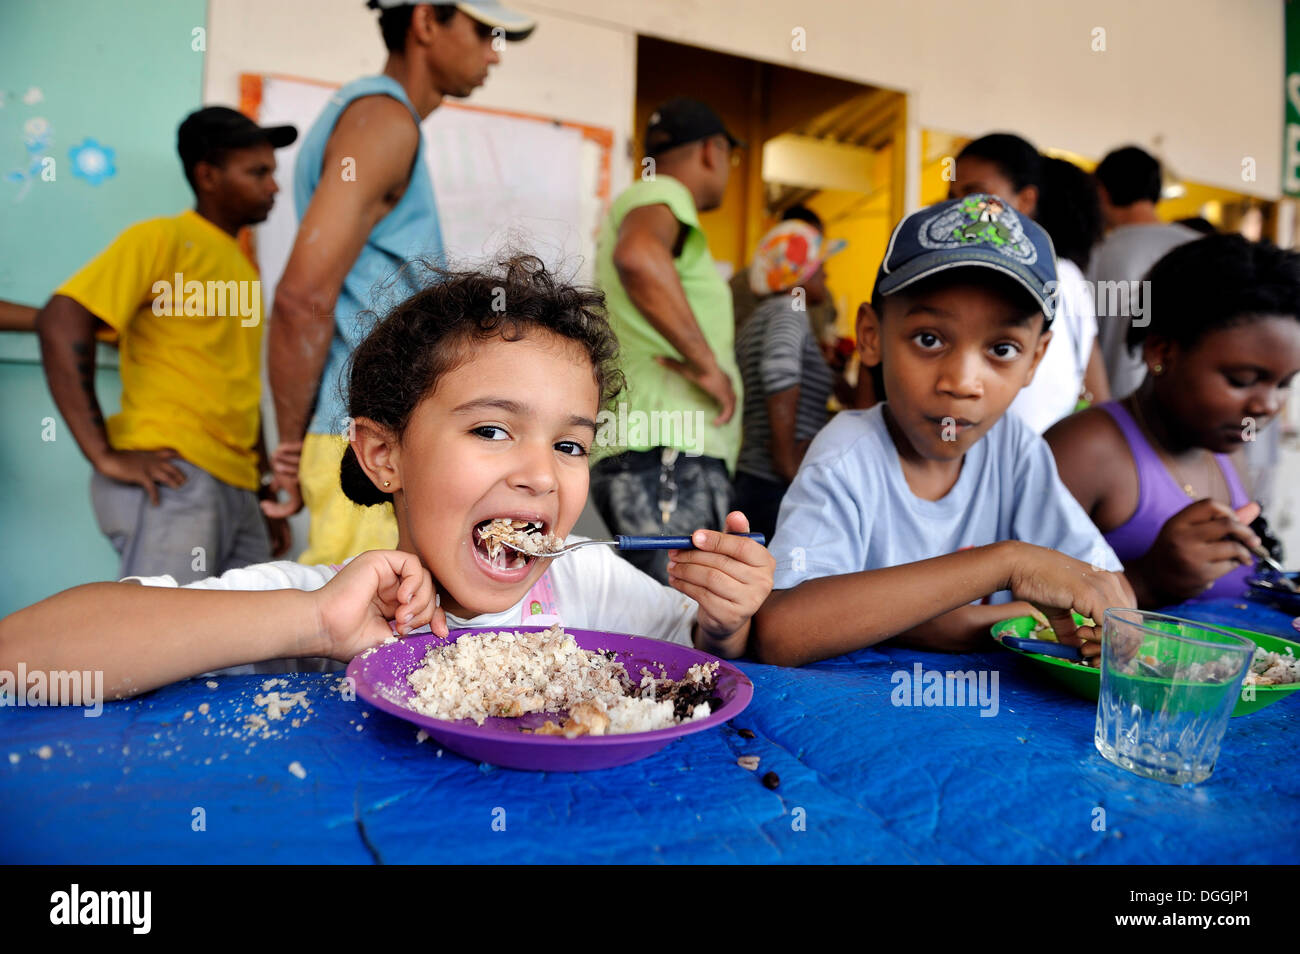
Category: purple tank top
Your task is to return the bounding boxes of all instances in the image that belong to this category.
[1099,402,1252,600]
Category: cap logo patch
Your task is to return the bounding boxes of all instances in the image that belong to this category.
[917,195,1037,264]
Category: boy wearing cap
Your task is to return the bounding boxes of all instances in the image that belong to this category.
[264,1,534,565]
[591,97,746,584]
[752,195,1133,667]
[733,220,850,540]
[35,106,297,583]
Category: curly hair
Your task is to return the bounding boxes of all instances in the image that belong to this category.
[339,255,624,506]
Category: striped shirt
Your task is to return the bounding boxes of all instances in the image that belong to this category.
[735,295,834,482]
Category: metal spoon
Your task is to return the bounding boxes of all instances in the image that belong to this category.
[1247,543,1299,593]
[502,532,765,558]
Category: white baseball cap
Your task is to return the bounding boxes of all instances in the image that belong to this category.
[367,1,536,41]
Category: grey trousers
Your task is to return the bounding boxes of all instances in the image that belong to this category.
[91,458,270,584]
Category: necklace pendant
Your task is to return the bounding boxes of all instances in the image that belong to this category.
[1183,483,1195,498]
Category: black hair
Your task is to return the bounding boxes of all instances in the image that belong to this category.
[1034,156,1103,271]
[956,133,1042,193]
[1176,216,1218,236]
[1094,145,1163,206]
[368,2,458,53]
[339,255,625,506]
[781,204,824,233]
[1126,233,1300,354]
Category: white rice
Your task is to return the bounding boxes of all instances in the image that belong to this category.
[404,624,716,734]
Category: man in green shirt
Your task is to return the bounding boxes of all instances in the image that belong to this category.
[591,98,744,583]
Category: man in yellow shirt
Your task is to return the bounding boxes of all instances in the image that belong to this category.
[35,107,296,583]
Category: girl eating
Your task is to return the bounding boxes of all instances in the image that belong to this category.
[1046,234,1300,606]
[0,256,775,699]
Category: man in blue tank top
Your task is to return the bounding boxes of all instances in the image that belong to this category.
[263,1,535,564]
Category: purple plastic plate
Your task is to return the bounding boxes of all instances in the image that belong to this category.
[346,626,753,771]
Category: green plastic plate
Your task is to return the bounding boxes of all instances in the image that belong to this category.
[990,614,1300,716]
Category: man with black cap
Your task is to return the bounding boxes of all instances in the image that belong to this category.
[34,106,297,583]
[262,1,535,566]
[590,97,746,585]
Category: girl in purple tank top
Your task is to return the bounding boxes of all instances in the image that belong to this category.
[1046,233,1300,607]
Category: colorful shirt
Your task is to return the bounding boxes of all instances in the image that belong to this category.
[56,210,263,490]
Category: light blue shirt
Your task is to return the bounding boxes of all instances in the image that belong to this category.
[293,75,445,436]
[769,404,1121,598]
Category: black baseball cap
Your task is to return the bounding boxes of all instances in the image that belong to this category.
[177,106,297,171]
[645,98,744,157]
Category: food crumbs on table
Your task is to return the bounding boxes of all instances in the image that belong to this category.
[8,753,19,765]
[737,755,760,771]
[416,730,429,744]
[436,749,443,758]
[288,761,307,779]
[206,681,218,689]
[737,728,756,739]
[183,711,193,720]
[362,712,369,718]
[198,703,209,715]
[36,745,53,760]
[761,771,780,790]
[355,725,363,732]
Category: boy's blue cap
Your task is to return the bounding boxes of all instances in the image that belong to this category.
[875,194,1057,323]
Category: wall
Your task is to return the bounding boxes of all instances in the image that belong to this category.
[529,0,1284,199]
[0,0,208,306]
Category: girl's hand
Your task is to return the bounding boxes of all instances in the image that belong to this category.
[666,511,774,640]
[1135,499,1261,604]
[310,550,447,661]
[1004,542,1135,660]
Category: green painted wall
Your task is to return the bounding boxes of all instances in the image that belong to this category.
[1,0,207,616]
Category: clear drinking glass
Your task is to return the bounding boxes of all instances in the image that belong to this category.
[1095,609,1255,785]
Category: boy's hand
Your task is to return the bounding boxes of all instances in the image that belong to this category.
[310,550,447,661]
[1005,543,1135,659]
[666,511,774,640]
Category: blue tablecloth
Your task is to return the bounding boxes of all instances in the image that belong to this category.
[3,598,1297,864]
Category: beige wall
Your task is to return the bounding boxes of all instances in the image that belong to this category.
[530,0,1284,197]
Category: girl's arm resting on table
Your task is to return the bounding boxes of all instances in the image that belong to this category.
[0,551,440,702]
[0,583,321,700]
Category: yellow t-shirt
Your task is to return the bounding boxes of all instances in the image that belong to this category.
[57,210,264,490]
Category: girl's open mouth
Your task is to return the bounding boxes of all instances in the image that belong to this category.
[469,517,551,582]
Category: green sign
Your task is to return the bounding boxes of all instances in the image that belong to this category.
[1287,0,1300,195]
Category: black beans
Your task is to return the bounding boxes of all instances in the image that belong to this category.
[762,771,780,790]
[737,728,755,739]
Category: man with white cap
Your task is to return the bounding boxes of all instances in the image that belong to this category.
[263,2,535,565]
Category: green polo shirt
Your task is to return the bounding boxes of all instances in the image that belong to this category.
[593,175,743,473]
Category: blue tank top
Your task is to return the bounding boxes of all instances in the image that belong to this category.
[293,75,444,435]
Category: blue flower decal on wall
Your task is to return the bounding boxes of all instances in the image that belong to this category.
[69,138,116,185]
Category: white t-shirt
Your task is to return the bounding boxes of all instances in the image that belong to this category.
[128,538,700,676]
[1009,258,1097,434]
